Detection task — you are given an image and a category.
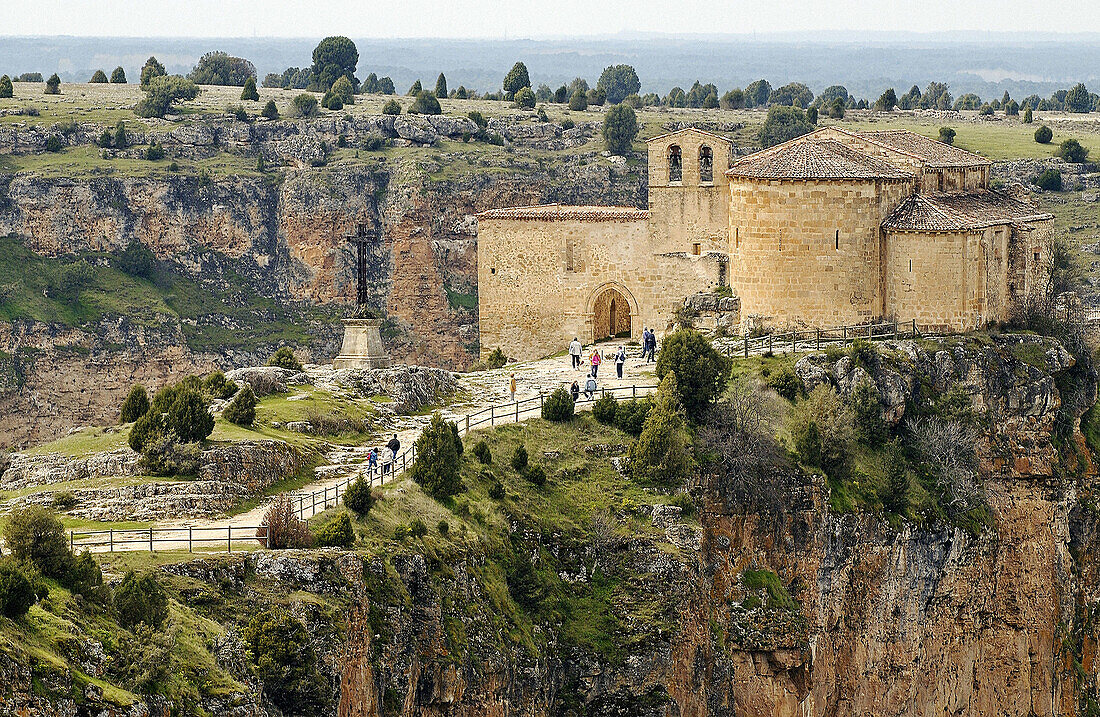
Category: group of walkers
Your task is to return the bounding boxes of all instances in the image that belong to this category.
[565,328,658,401]
[365,433,403,474]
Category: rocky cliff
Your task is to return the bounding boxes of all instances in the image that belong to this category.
[5,334,1097,717]
[0,115,646,448]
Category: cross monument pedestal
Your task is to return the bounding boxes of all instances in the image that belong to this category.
[333,223,392,370]
[333,318,392,370]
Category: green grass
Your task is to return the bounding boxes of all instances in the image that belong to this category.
[741,569,797,611]
[21,425,129,457]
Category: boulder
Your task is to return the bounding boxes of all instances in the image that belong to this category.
[393,117,438,144]
[427,115,479,137]
[333,364,457,414]
[226,366,309,396]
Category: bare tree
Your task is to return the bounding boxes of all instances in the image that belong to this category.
[907,416,981,510]
[258,494,313,548]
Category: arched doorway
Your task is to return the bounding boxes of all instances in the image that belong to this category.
[592,286,632,341]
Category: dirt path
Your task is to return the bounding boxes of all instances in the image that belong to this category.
[131,347,659,547]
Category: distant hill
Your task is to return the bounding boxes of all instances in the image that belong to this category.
[1,34,1099,104]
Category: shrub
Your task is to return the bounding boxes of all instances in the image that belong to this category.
[167,387,214,443]
[0,75,13,98]
[261,99,279,119]
[409,518,428,538]
[116,239,156,278]
[113,121,128,149]
[561,118,575,130]
[139,436,203,477]
[2,506,70,578]
[655,328,731,421]
[524,465,546,487]
[382,99,401,115]
[120,384,150,423]
[242,608,329,714]
[202,371,238,400]
[342,477,375,515]
[503,62,530,94]
[541,387,574,421]
[1033,169,1063,191]
[259,494,313,549]
[409,412,464,499]
[114,571,168,629]
[292,93,319,118]
[668,492,696,519]
[879,441,910,514]
[764,366,802,401]
[630,374,693,488]
[597,64,641,104]
[847,338,879,371]
[1023,106,1033,123]
[240,76,259,101]
[938,127,956,145]
[407,79,422,95]
[44,135,62,152]
[144,142,166,160]
[488,480,505,500]
[472,439,492,464]
[1034,125,1053,144]
[787,384,855,475]
[90,69,108,83]
[267,346,304,371]
[483,347,507,369]
[1057,138,1089,163]
[511,445,529,472]
[135,75,200,118]
[602,103,638,155]
[614,397,652,436]
[592,393,618,424]
[467,110,487,127]
[110,66,126,83]
[759,105,813,148]
[45,73,61,94]
[223,385,257,426]
[513,86,536,109]
[409,90,442,115]
[850,380,886,446]
[128,409,163,451]
[68,550,105,599]
[393,524,409,540]
[229,104,248,121]
[51,491,78,511]
[313,513,355,547]
[0,560,37,618]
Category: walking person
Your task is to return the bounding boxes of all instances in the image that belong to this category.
[386,434,400,464]
[646,330,657,363]
[569,337,582,369]
[509,373,517,402]
[584,375,598,400]
[570,380,580,403]
[615,345,626,379]
[641,327,651,359]
[368,447,378,476]
[590,349,601,378]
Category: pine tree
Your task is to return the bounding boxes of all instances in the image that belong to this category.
[0,75,12,99]
[240,76,259,101]
[110,66,127,83]
[434,73,448,99]
[407,79,422,96]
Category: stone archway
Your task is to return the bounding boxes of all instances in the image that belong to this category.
[591,285,633,341]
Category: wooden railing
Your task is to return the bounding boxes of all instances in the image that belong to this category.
[713,319,919,358]
[69,383,658,553]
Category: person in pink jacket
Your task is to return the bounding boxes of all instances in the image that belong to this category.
[590,350,601,378]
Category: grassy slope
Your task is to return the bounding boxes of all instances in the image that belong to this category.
[1,411,688,707]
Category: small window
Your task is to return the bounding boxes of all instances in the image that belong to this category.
[490,267,496,274]
[735,227,740,248]
[1033,250,1041,261]
[692,243,701,255]
[668,145,682,182]
[908,259,912,273]
[699,145,713,183]
[835,230,839,250]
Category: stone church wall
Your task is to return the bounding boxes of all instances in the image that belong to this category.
[728,176,914,329]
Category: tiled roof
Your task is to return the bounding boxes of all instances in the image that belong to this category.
[476,203,649,222]
[856,130,990,168]
[883,191,1054,232]
[726,138,913,180]
[646,126,733,144]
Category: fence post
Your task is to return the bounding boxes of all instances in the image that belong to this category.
[912,319,916,337]
[265,527,270,549]
[227,525,232,553]
[843,326,847,340]
[149,527,153,552]
[70,531,74,553]
[868,323,872,338]
[516,400,519,422]
[110,529,114,553]
[465,415,469,433]
[188,527,192,553]
[632,385,636,398]
[312,490,316,516]
[490,405,494,426]
[768,335,773,354]
[792,335,797,353]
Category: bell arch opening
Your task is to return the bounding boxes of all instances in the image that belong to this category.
[592,286,633,341]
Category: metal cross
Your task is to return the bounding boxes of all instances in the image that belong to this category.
[345,223,379,308]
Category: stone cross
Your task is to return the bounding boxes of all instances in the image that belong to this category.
[345,223,379,309]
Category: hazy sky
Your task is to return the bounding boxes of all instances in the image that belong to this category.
[2,0,1096,38]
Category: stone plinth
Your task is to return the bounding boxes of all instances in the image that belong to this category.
[333,318,391,370]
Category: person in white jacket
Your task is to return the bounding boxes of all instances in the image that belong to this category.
[568,337,582,369]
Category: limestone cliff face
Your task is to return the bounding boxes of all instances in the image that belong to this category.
[0,152,644,447]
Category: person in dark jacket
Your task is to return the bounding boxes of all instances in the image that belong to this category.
[570,380,580,403]
[386,434,400,463]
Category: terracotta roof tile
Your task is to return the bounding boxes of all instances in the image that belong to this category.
[856,130,990,168]
[726,138,913,180]
[883,190,1054,232]
[476,203,649,222]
